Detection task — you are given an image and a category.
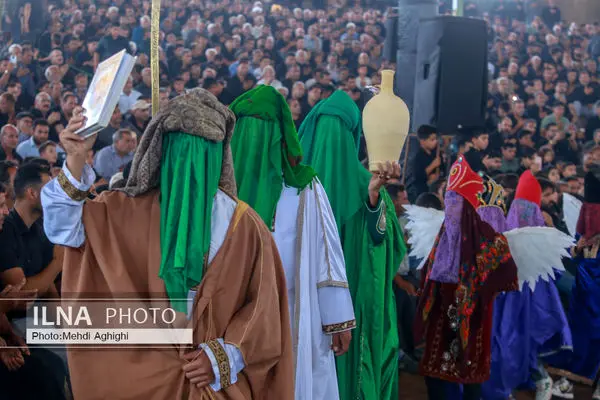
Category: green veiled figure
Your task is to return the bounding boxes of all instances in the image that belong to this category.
[299,90,406,400]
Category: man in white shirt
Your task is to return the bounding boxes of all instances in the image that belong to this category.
[118,76,141,115]
[16,120,50,159]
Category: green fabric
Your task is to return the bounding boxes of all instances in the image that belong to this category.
[159,132,223,312]
[230,85,316,227]
[336,193,405,400]
[299,90,406,399]
[298,90,370,233]
[365,197,386,245]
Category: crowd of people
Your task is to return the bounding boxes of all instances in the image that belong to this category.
[0,0,597,399]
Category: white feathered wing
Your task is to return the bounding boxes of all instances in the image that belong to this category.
[403,205,445,270]
[562,193,582,238]
[503,226,574,291]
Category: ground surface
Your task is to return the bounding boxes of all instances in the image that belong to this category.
[398,372,594,399]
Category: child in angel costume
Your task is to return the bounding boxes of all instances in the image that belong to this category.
[404,157,573,400]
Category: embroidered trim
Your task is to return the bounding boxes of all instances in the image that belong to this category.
[365,198,383,213]
[232,202,249,232]
[206,339,232,390]
[57,170,89,201]
[292,188,306,372]
[376,201,387,234]
[316,280,349,289]
[323,319,356,334]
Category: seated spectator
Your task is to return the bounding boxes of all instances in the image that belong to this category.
[15,112,34,144]
[0,125,21,164]
[257,65,283,89]
[568,70,599,118]
[539,146,556,168]
[562,162,577,178]
[16,120,50,159]
[406,125,440,203]
[95,22,132,64]
[585,101,600,142]
[301,82,322,118]
[0,161,68,399]
[93,129,136,181]
[38,141,58,169]
[463,129,490,173]
[486,150,503,175]
[202,78,225,100]
[563,175,582,196]
[125,100,151,136]
[517,130,536,156]
[287,98,302,131]
[95,106,132,151]
[501,141,520,173]
[541,103,570,132]
[118,77,141,115]
[543,165,561,183]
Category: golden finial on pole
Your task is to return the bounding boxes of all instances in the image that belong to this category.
[150,0,161,116]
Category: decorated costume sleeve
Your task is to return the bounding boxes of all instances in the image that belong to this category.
[365,194,386,245]
[41,164,96,248]
[311,180,356,333]
[199,339,245,392]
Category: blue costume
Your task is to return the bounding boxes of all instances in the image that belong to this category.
[482,172,572,400]
[567,168,600,383]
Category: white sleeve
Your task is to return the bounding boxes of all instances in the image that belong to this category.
[199,339,246,392]
[41,164,96,248]
[311,180,356,333]
[318,286,356,333]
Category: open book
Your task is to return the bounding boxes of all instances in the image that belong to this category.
[76,49,136,138]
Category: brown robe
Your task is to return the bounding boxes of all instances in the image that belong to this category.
[61,189,294,400]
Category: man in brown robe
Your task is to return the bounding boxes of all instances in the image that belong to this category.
[41,89,294,399]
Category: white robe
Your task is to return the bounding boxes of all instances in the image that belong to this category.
[272,178,355,400]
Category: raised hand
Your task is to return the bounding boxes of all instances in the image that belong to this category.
[368,161,401,207]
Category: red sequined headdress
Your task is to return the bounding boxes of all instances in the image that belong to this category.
[447,155,484,209]
[514,170,541,206]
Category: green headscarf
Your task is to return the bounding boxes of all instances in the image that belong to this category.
[230,85,316,227]
[159,132,223,312]
[299,90,371,232]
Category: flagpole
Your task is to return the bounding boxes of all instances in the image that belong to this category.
[150,0,161,116]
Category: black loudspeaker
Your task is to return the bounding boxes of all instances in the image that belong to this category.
[413,16,488,133]
[383,11,398,61]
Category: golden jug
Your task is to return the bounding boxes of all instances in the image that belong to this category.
[362,70,410,172]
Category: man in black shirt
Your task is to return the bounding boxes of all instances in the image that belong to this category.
[463,130,490,173]
[406,125,440,203]
[94,23,131,65]
[0,162,67,399]
[0,162,60,295]
[540,0,561,29]
[568,71,599,118]
[224,58,250,103]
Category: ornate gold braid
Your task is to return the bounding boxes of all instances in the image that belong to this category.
[206,339,232,389]
[322,319,356,334]
[57,170,89,201]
